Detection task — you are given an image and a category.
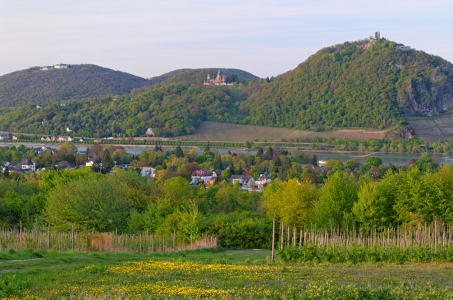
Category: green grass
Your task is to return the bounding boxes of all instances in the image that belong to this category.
[1,249,453,299]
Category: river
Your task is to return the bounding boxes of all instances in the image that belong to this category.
[2,143,452,166]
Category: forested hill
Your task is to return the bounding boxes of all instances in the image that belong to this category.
[148,69,190,85]
[0,64,150,107]
[154,68,259,86]
[237,39,453,130]
[0,83,234,137]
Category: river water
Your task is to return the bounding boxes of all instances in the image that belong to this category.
[2,143,452,166]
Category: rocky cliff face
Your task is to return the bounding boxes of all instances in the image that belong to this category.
[402,65,453,116]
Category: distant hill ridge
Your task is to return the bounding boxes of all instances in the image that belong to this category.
[149,68,259,86]
[0,38,452,138]
[0,64,150,107]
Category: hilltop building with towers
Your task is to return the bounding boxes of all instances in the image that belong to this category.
[203,70,237,86]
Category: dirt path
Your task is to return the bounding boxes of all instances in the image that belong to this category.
[0,258,42,264]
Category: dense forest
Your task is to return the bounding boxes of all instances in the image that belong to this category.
[0,83,234,137]
[0,64,150,107]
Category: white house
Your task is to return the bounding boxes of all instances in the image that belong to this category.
[67,136,74,142]
[141,167,156,178]
[146,128,155,136]
[86,157,102,167]
[231,175,255,188]
[19,159,36,172]
[0,135,7,140]
[66,127,72,132]
[54,64,68,69]
[255,174,272,188]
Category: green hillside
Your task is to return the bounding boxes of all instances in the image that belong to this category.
[235,39,453,130]
[0,64,150,107]
[0,38,452,138]
[148,69,190,85]
[155,68,259,86]
[0,83,233,137]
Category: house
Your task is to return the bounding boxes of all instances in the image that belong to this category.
[60,104,66,107]
[194,170,212,177]
[145,128,155,136]
[141,167,156,177]
[54,64,68,69]
[51,136,58,141]
[205,179,215,186]
[56,161,75,170]
[395,43,412,51]
[67,136,74,142]
[36,105,42,109]
[255,174,272,188]
[212,170,222,177]
[86,157,102,167]
[79,138,85,142]
[116,164,131,170]
[301,164,314,170]
[0,135,8,140]
[191,170,213,185]
[19,159,36,172]
[42,120,49,125]
[93,138,102,142]
[12,136,18,140]
[41,66,53,71]
[57,136,67,142]
[66,127,72,132]
[41,137,47,141]
[231,175,255,187]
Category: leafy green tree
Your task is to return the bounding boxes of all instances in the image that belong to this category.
[353,171,398,227]
[102,150,114,174]
[310,172,358,228]
[175,146,184,158]
[91,158,101,173]
[250,166,259,179]
[45,175,133,231]
[365,156,383,168]
[213,155,224,170]
[263,179,318,227]
[263,147,273,161]
[324,159,344,170]
[244,140,252,148]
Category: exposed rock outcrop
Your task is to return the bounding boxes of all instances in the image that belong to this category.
[401,66,453,116]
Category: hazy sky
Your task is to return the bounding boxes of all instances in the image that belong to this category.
[1,0,452,78]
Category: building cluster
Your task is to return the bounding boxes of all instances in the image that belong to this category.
[41,64,68,71]
[369,31,413,51]
[203,70,238,86]
[40,135,76,142]
[395,43,413,51]
[190,168,272,191]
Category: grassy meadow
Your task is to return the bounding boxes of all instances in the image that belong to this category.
[1,249,453,299]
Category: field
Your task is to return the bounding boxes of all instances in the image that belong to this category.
[176,121,386,143]
[408,115,453,143]
[1,249,453,299]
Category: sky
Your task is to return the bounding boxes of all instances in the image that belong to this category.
[1,0,452,79]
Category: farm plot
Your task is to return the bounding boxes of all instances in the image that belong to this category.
[408,116,453,143]
[177,121,386,143]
